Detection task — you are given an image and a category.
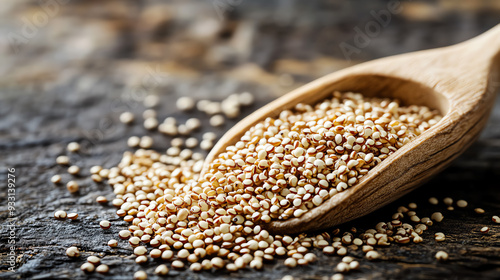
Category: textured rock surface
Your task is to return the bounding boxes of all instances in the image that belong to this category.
[1,1,500,279]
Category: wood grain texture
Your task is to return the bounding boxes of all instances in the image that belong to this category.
[204,25,500,234]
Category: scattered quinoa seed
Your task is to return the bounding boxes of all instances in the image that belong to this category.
[238,92,254,106]
[209,114,225,127]
[185,137,198,148]
[435,232,446,242]
[99,220,111,230]
[172,260,185,270]
[67,142,80,152]
[87,256,101,265]
[428,197,439,205]
[127,136,141,148]
[96,264,109,274]
[331,274,344,280]
[480,227,489,234]
[134,270,147,280]
[67,165,80,175]
[176,97,195,111]
[456,200,468,208]
[66,181,79,193]
[96,196,107,203]
[474,208,485,214]
[431,212,444,222]
[54,210,67,220]
[51,174,62,184]
[108,239,118,247]
[443,197,453,206]
[155,264,169,275]
[435,251,448,261]
[67,213,78,220]
[118,230,131,240]
[56,155,70,165]
[142,109,157,119]
[80,263,95,273]
[120,112,135,124]
[366,251,380,260]
[186,118,201,130]
[139,136,154,149]
[65,246,79,257]
[135,255,148,264]
[492,216,500,223]
[144,117,159,130]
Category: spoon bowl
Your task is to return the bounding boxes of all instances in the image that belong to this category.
[202,25,500,234]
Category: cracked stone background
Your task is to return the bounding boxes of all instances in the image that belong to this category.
[1,0,500,279]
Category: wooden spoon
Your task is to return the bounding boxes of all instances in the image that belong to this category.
[201,25,500,234]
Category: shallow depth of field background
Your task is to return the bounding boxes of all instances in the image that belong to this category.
[1,1,500,280]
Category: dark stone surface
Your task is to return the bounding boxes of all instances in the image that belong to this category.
[1,1,500,279]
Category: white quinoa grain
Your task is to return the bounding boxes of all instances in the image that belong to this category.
[67,213,78,220]
[65,246,80,257]
[118,230,131,240]
[428,197,439,205]
[99,220,111,230]
[51,175,62,184]
[177,97,195,111]
[96,196,107,203]
[200,140,214,150]
[284,257,297,268]
[56,155,70,165]
[144,118,159,130]
[54,210,67,220]
[172,260,185,270]
[336,262,349,273]
[67,142,80,152]
[331,274,344,280]
[81,263,95,273]
[154,264,169,275]
[474,208,485,214]
[435,251,448,261]
[186,118,201,130]
[185,137,198,148]
[431,212,444,222]
[96,264,109,274]
[238,92,254,106]
[209,115,225,127]
[170,138,183,147]
[127,136,141,147]
[139,136,154,149]
[443,197,453,206]
[456,200,468,208]
[67,165,80,175]
[108,239,118,247]
[366,250,380,260]
[142,109,157,119]
[119,112,135,124]
[202,132,217,141]
[135,255,148,264]
[134,270,147,280]
[87,256,100,265]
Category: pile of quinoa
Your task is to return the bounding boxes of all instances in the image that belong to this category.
[86,91,447,275]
